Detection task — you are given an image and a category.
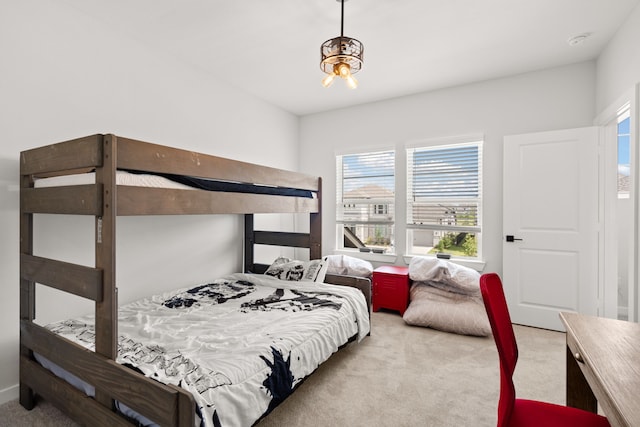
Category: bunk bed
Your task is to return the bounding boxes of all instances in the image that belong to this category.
[19,134,371,427]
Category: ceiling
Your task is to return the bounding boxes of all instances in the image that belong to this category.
[59,0,639,116]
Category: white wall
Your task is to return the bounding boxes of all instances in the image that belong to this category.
[0,0,298,403]
[299,62,597,274]
[596,2,640,113]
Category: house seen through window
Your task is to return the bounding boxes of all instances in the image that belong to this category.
[336,151,395,253]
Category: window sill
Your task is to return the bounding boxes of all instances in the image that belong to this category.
[333,249,399,264]
[402,255,486,272]
[332,250,486,272]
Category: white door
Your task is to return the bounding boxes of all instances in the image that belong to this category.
[503,127,599,331]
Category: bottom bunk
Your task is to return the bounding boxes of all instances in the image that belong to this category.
[21,272,370,427]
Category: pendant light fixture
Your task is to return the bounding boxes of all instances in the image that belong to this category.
[320,0,364,89]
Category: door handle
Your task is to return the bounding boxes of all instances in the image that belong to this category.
[506,235,523,242]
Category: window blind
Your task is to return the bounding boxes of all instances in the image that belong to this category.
[407,143,481,232]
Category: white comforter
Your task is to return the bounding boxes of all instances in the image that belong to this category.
[44,273,370,427]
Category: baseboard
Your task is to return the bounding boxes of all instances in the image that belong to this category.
[618,305,629,321]
[0,384,19,405]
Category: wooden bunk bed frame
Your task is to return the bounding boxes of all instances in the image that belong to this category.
[19,133,371,427]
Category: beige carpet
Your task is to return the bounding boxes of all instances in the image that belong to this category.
[0,311,566,427]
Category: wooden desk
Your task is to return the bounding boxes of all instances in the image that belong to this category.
[560,312,640,427]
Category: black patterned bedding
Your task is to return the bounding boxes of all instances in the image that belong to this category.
[38,273,370,427]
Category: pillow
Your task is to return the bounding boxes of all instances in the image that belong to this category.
[325,255,374,277]
[264,256,328,283]
[402,283,491,337]
[408,256,480,296]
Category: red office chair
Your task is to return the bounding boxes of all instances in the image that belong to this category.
[479,273,610,427]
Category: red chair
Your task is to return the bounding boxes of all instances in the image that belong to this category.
[479,273,610,427]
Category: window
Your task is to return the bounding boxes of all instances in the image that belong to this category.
[406,141,482,258]
[336,151,395,253]
[618,105,631,198]
[374,204,388,215]
[335,140,483,261]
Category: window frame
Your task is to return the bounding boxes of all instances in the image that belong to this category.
[334,137,484,264]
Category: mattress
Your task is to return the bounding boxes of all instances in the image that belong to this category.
[34,170,195,189]
[34,170,316,198]
[39,273,370,427]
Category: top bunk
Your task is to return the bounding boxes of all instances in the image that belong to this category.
[20,133,321,216]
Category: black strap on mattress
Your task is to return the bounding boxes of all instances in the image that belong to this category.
[122,169,314,198]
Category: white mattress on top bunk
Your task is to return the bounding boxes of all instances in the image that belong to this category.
[38,273,370,427]
[34,170,195,189]
[33,170,318,199]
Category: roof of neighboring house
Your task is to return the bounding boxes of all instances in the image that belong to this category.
[343,184,394,200]
[619,173,630,193]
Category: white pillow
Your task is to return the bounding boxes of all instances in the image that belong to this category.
[264,257,328,282]
[325,255,373,277]
[408,256,480,296]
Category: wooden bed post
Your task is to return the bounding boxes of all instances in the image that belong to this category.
[310,177,322,259]
[95,134,118,408]
[244,214,255,273]
[19,173,35,410]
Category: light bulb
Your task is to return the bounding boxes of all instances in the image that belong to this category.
[337,63,351,78]
[345,74,358,89]
[321,72,336,88]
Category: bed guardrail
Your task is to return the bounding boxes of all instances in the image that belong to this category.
[21,321,195,426]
